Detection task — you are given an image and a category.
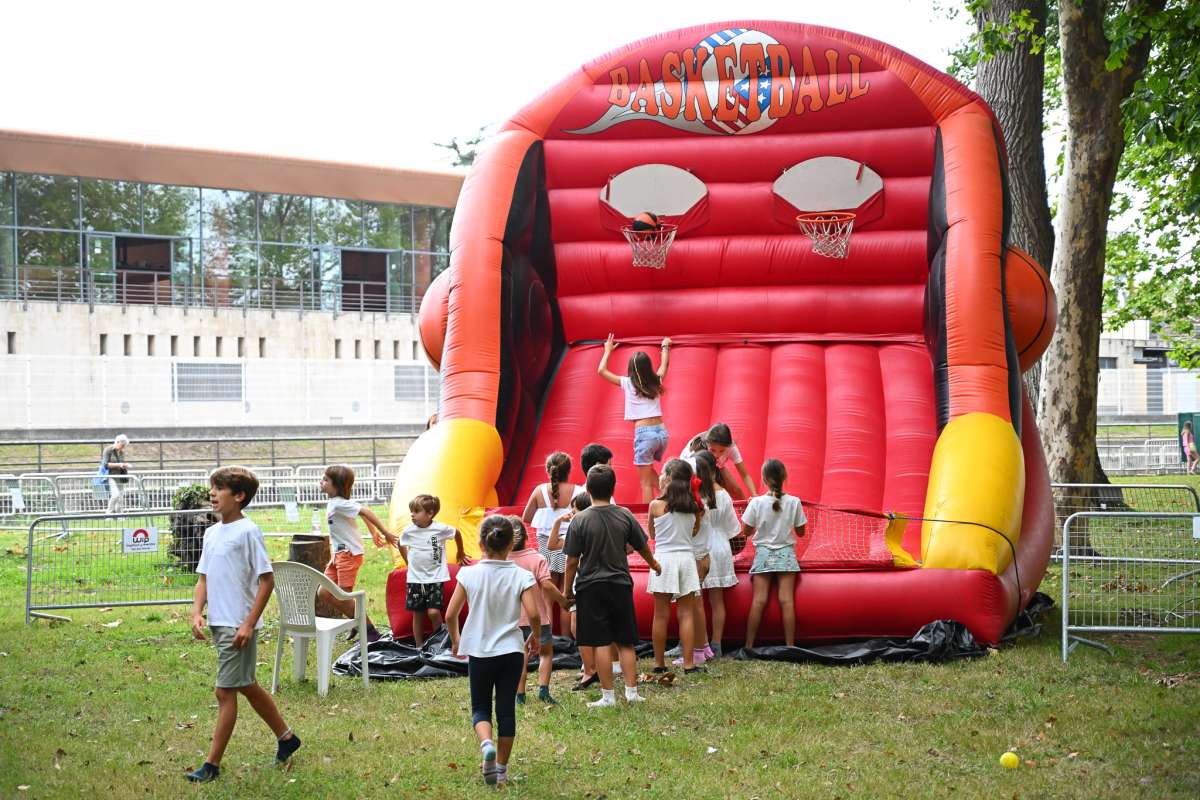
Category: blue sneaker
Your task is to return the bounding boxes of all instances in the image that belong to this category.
[185,762,219,783]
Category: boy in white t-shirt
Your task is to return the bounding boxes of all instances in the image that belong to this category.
[318,465,398,643]
[186,466,299,783]
[398,493,467,646]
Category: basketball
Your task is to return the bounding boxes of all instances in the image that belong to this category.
[631,211,660,231]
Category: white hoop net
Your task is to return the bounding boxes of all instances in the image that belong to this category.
[621,223,678,269]
[796,212,855,259]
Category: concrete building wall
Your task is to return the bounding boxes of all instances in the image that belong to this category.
[1,300,419,361]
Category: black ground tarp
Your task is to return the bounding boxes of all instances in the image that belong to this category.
[332,593,1055,678]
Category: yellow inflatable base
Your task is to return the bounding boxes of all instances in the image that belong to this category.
[387,418,503,567]
[921,412,1024,574]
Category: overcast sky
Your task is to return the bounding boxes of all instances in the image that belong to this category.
[2,0,971,172]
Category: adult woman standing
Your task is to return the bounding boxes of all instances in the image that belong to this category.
[101,434,132,513]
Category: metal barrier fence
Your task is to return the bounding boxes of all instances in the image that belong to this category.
[1051,483,1200,538]
[25,510,213,622]
[1061,512,1200,661]
[2,464,404,530]
[1098,439,1191,475]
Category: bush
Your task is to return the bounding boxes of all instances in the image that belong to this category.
[168,484,217,572]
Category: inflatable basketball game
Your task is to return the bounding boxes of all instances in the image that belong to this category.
[386,21,1057,645]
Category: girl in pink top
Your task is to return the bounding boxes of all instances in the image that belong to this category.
[507,517,566,705]
[1183,421,1198,475]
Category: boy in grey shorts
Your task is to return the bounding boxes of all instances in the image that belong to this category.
[186,466,301,782]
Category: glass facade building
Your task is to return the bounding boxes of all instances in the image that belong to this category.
[0,170,451,313]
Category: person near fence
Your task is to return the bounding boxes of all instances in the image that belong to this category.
[562,464,661,707]
[187,466,300,783]
[446,515,541,787]
[1183,421,1198,475]
[398,493,468,646]
[741,459,807,651]
[100,434,132,513]
[319,465,398,643]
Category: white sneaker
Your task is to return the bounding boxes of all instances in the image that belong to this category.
[624,690,645,703]
[587,694,617,708]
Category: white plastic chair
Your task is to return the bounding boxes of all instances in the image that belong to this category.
[269,561,369,696]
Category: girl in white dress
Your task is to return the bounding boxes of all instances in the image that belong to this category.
[694,450,740,658]
[521,451,582,632]
[646,458,704,673]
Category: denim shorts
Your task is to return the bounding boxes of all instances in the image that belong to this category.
[632,424,669,466]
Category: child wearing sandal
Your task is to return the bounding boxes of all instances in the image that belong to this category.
[507,516,567,706]
[186,467,300,783]
[447,516,541,787]
[741,459,807,650]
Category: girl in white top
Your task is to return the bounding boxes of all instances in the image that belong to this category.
[318,465,398,643]
[740,459,807,650]
[521,451,582,632]
[598,333,673,502]
[682,422,757,500]
[694,450,740,659]
[447,516,540,788]
[646,458,704,672]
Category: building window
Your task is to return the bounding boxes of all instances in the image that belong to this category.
[374,339,381,359]
[393,340,400,360]
[99,333,108,356]
[259,337,266,358]
[215,337,223,357]
[237,336,245,358]
[172,362,244,402]
[335,339,342,359]
[123,334,131,356]
[355,339,362,359]
[1099,356,1117,370]
[394,364,439,401]
[170,335,178,356]
[5,331,15,354]
[193,336,201,357]
[412,341,419,360]
[147,335,155,356]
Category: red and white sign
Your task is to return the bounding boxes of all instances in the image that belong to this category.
[122,526,158,554]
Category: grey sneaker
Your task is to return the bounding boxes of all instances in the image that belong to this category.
[664,644,682,658]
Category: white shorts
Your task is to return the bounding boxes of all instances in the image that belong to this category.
[646,551,701,599]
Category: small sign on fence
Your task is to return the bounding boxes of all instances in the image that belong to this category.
[9,487,24,512]
[122,526,159,554]
[280,486,299,522]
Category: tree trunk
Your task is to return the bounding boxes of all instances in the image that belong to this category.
[974,1,1056,414]
[1038,0,1163,550]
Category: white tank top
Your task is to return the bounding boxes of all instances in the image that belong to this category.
[652,510,698,555]
[620,376,662,421]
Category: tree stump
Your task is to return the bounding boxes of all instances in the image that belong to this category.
[287,535,341,617]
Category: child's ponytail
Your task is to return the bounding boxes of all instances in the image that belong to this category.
[658,458,701,515]
[545,451,572,509]
[480,514,515,555]
[761,458,788,513]
[693,450,719,509]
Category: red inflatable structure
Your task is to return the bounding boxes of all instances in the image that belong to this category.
[388,21,1058,646]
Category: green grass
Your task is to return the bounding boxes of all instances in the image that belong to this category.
[2,520,1200,797]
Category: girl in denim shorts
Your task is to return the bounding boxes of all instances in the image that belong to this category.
[597,332,673,502]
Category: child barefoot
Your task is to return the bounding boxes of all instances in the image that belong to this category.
[741,460,807,649]
[398,494,467,646]
[597,333,673,502]
[507,516,566,705]
[318,465,398,643]
[447,516,541,787]
[646,458,704,673]
[186,467,299,782]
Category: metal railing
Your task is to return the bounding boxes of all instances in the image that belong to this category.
[1051,483,1200,540]
[1061,511,1200,661]
[1097,439,1192,475]
[2,264,423,315]
[0,434,416,476]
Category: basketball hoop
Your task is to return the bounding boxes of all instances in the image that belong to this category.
[621,223,678,269]
[796,212,855,259]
